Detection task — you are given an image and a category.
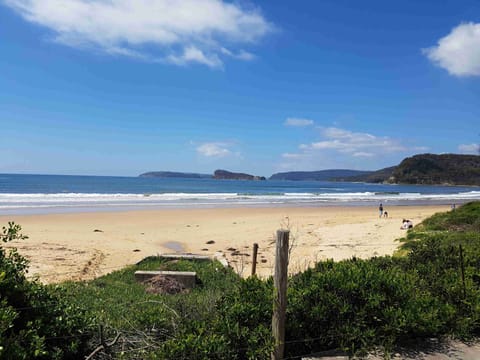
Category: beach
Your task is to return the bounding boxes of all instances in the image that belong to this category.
[1,204,449,283]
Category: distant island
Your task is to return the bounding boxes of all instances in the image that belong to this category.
[213,169,266,181]
[139,153,480,186]
[138,169,266,181]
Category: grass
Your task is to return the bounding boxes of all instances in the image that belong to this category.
[59,257,240,330]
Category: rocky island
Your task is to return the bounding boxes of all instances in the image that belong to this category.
[213,169,266,181]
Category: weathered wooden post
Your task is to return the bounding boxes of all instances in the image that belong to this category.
[272,230,289,360]
[251,243,259,276]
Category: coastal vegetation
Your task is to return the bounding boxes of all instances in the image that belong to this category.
[390,153,480,185]
[1,202,480,358]
[0,223,93,359]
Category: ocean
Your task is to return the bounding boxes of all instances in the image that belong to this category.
[1,173,479,215]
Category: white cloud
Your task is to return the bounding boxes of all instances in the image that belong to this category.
[458,143,479,154]
[284,118,314,127]
[277,126,422,171]
[423,22,480,76]
[3,0,272,67]
[220,47,255,61]
[166,46,222,68]
[196,142,231,157]
[301,127,406,154]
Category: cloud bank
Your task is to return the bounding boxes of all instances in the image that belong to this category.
[458,143,479,154]
[280,126,424,171]
[4,0,273,67]
[299,127,405,155]
[424,22,480,77]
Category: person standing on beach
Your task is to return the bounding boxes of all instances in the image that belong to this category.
[379,203,383,218]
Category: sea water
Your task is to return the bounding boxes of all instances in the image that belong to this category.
[0,173,479,215]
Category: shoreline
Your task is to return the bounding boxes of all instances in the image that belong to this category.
[0,198,472,216]
[1,204,450,283]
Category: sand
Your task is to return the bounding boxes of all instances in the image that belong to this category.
[0,205,449,283]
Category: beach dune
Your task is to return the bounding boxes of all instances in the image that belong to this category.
[1,205,448,283]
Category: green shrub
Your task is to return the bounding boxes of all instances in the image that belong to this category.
[159,276,274,359]
[213,276,274,359]
[418,201,480,232]
[0,223,94,359]
[286,258,450,356]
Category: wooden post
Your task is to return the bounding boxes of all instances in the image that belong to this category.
[251,243,259,276]
[272,230,289,360]
[459,245,466,299]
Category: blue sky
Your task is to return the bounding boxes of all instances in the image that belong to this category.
[1,0,479,177]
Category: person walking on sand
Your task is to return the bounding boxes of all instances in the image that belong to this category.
[379,203,383,218]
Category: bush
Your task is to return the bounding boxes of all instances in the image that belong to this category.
[0,223,94,359]
[159,276,274,359]
[286,258,450,356]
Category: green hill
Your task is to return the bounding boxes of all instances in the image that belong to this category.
[391,153,480,185]
[335,154,480,186]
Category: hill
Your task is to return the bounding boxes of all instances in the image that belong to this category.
[139,171,212,179]
[331,166,396,183]
[213,169,266,180]
[332,154,480,186]
[390,153,480,185]
[269,169,372,181]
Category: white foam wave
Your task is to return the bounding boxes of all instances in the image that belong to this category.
[1,191,480,211]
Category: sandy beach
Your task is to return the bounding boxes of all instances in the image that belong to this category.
[1,205,448,283]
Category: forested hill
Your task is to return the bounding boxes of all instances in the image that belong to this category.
[269,169,371,181]
[331,166,396,183]
[389,153,480,185]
